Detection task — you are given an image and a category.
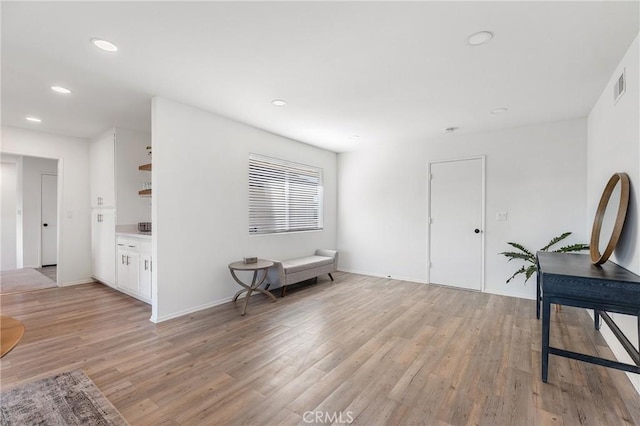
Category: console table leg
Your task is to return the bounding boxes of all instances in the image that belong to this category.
[594,310,601,330]
[536,270,541,320]
[542,297,551,383]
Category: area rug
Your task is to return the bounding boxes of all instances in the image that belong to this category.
[0,316,25,358]
[0,268,56,295]
[0,370,128,425]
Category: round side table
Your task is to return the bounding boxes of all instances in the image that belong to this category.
[228,259,276,315]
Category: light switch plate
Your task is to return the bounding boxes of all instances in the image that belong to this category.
[496,212,507,221]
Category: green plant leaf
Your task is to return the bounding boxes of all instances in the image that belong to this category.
[555,243,590,253]
[541,232,571,251]
[506,242,534,257]
[499,251,535,263]
[501,231,587,285]
[524,265,537,281]
[506,266,527,283]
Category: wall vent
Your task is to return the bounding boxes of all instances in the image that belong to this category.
[613,68,626,105]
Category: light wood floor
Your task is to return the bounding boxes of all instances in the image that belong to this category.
[0,267,56,295]
[35,265,57,282]
[1,272,639,425]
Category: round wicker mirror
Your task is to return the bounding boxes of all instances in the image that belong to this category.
[590,172,630,265]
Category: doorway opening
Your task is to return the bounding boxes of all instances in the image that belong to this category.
[0,154,59,294]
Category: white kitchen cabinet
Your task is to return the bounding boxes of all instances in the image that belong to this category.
[139,252,152,300]
[116,235,152,304]
[117,243,139,294]
[90,127,151,291]
[90,128,151,222]
[91,209,116,286]
[90,130,115,208]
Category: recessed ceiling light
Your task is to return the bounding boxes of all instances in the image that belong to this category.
[467,31,494,46]
[443,127,459,134]
[25,117,42,123]
[91,38,118,52]
[51,86,72,94]
[349,135,360,140]
[271,99,287,106]
[491,107,508,114]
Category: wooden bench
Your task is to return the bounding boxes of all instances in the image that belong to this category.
[266,249,338,296]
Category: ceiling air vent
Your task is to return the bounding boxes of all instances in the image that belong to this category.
[613,68,626,105]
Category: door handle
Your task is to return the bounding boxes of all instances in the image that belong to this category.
[43,223,48,227]
[144,260,148,271]
[474,228,480,234]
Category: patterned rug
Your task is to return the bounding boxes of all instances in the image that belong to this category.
[0,370,128,425]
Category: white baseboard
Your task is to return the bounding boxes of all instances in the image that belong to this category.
[484,287,536,301]
[337,268,427,284]
[151,296,233,323]
[59,278,95,287]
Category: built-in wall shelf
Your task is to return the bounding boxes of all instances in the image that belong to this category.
[139,163,152,171]
[139,189,152,196]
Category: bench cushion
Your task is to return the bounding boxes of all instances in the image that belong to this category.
[282,255,334,274]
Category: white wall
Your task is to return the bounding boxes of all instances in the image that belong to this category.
[22,156,58,268]
[1,126,92,285]
[587,33,639,394]
[1,161,18,271]
[338,118,588,300]
[151,97,337,322]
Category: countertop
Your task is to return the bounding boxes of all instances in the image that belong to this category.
[116,224,152,238]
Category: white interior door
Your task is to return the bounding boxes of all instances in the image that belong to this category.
[429,157,484,291]
[41,174,58,266]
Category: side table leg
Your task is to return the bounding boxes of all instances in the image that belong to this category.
[594,310,601,330]
[233,289,246,302]
[541,296,551,383]
[241,271,259,316]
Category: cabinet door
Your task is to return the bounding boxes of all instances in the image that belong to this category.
[139,254,152,300]
[91,211,100,276]
[116,246,130,291]
[129,251,140,293]
[90,130,115,208]
[92,209,116,286]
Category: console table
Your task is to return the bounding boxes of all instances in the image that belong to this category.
[537,252,640,383]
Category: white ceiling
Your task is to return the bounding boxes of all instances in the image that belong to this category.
[2,1,638,152]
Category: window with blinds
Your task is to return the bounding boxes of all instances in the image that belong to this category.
[249,154,323,235]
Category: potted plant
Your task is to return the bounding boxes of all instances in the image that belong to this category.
[500,232,588,283]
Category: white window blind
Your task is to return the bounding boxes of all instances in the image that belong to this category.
[249,153,323,235]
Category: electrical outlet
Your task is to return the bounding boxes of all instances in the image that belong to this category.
[496,212,508,221]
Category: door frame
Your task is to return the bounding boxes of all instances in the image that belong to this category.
[40,173,58,268]
[427,155,486,291]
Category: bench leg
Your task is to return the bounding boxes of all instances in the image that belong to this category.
[328,273,334,281]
